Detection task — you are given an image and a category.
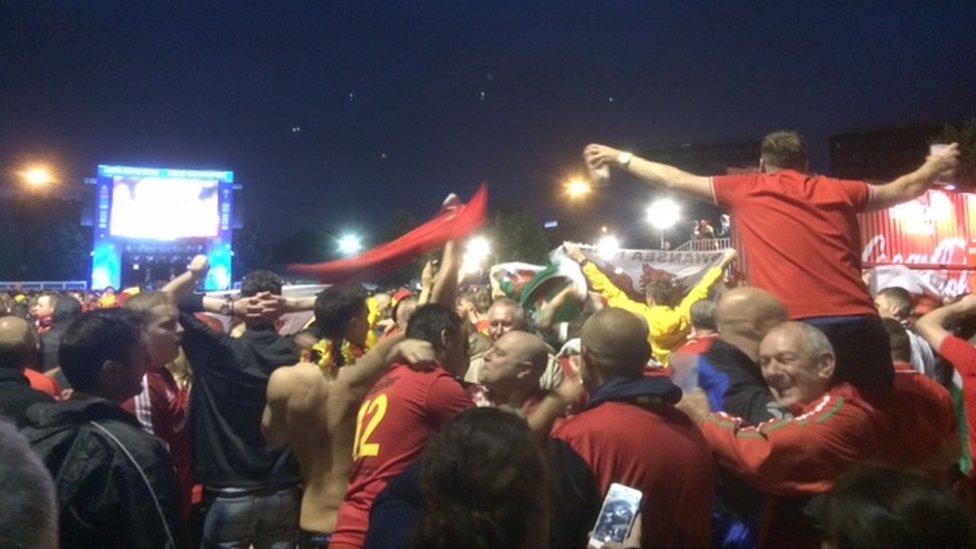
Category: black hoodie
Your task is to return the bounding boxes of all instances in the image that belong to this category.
[40,295,82,372]
[22,397,186,548]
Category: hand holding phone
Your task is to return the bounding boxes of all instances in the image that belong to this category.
[588,483,643,549]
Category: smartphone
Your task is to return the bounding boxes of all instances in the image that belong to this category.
[588,483,643,548]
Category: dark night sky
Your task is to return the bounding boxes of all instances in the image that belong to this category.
[2,2,975,243]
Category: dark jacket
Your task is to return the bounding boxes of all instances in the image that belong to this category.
[22,397,186,548]
[0,368,54,427]
[364,443,601,549]
[364,462,424,549]
[178,295,300,488]
[700,339,789,425]
[698,339,788,549]
[40,295,82,372]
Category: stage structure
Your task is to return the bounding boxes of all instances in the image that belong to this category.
[90,165,237,291]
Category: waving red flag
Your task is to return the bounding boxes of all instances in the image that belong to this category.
[289,183,488,283]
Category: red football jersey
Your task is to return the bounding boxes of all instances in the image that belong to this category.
[331,364,473,547]
[710,170,875,319]
[122,366,193,517]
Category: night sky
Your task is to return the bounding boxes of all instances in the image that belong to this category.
[2,2,975,244]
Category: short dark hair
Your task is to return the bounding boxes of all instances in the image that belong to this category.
[880,318,912,363]
[690,300,717,332]
[59,309,144,392]
[414,408,546,549]
[878,287,915,320]
[646,280,675,306]
[0,420,58,549]
[240,270,283,297]
[761,130,807,171]
[314,288,367,339]
[818,464,975,548]
[406,304,463,348]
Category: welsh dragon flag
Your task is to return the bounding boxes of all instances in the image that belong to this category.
[289,183,488,283]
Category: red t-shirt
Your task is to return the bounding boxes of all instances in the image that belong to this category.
[332,364,473,547]
[939,336,976,475]
[122,366,194,517]
[23,369,61,398]
[871,366,957,471]
[710,170,876,319]
[553,402,715,549]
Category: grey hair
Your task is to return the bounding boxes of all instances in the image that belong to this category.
[781,321,834,359]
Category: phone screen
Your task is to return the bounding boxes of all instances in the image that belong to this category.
[589,483,643,548]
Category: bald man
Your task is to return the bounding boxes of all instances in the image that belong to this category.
[478,330,551,413]
[466,298,565,392]
[696,288,791,425]
[0,317,54,427]
[550,308,715,548]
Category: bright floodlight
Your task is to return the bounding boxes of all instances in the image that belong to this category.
[337,233,363,256]
[565,178,592,199]
[22,166,54,187]
[595,235,621,259]
[646,198,681,230]
[461,235,491,275]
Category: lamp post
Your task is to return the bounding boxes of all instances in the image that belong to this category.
[337,233,363,256]
[646,198,681,250]
[15,165,56,189]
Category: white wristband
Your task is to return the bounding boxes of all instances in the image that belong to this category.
[617,152,633,167]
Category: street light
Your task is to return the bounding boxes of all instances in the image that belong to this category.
[461,235,491,276]
[595,234,621,259]
[646,198,681,249]
[20,166,55,188]
[565,178,592,200]
[337,233,363,256]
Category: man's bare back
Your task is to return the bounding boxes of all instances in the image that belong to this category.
[263,334,429,534]
[263,362,361,532]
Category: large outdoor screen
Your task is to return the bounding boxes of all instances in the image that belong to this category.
[109,175,220,240]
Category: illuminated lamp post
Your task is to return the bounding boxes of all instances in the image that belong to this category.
[646,198,681,250]
[337,233,363,257]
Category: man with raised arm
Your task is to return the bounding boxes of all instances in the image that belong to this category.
[330,244,476,549]
[261,246,459,549]
[262,303,421,548]
[915,295,976,478]
[563,241,736,365]
[584,135,959,389]
[162,256,318,547]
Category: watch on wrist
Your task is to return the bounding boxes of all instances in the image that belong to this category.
[219,298,233,316]
[618,151,633,168]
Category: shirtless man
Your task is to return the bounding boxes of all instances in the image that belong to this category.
[262,242,461,548]
[262,328,428,547]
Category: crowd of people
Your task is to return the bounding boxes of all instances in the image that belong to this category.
[2,131,975,548]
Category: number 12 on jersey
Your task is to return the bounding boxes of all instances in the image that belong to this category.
[353,394,388,460]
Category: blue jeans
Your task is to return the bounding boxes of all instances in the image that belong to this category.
[202,485,300,548]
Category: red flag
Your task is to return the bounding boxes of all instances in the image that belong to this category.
[289,183,489,283]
